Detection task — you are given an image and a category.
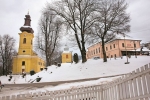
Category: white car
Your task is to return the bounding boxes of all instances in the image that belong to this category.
[93,56,100,60]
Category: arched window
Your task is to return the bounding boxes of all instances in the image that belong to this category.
[22,61,25,66]
[66,55,68,58]
[23,38,26,44]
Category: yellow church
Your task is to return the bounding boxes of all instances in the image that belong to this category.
[61,45,72,63]
[12,13,45,74]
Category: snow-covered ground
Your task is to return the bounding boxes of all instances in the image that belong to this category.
[0,56,150,96]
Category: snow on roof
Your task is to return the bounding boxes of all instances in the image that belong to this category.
[63,51,71,53]
[132,47,150,52]
[87,34,142,49]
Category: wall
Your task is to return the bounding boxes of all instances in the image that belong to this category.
[62,53,72,63]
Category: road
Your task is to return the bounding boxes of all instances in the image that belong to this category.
[0,73,124,96]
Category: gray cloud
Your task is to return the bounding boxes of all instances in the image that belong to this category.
[126,0,150,42]
[0,0,149,51]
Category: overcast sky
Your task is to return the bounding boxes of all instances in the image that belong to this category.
[0,0,150,52]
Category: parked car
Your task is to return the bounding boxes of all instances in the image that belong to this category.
[93,56,100,60]
[143,52,149,55]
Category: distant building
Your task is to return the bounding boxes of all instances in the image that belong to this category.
[12,13,45,74]
[86,39,142,59]
[61,45,72,63]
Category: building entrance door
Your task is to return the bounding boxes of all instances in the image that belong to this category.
[22,69,25,73]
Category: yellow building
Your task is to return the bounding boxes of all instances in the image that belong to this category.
[12,13,45,74]
[62,45,72,63]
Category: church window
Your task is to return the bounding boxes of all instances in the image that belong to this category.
[66,55,68,59]
[22,61,25,66]
[23,38,26,44]
[31,40,32,45]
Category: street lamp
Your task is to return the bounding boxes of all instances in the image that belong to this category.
[123,34,129,64]
[133,41,137,58]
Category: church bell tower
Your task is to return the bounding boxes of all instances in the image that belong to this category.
[18,13,34,55]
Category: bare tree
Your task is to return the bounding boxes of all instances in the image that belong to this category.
[0,34,16,75]
[91,0,130,62]
[49,0,98,63]
[36,9,62,66]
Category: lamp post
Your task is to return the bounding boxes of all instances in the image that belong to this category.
[133,41,137,58]
[123,34,129,64]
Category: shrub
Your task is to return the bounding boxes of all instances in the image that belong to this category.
[73,53,79,63]
[44,67,47,71]
[40,68,43,71]
[36,77,42,82]
[8,78,11,81]
[58,63,61,67]
[30,70,35,76]
[9,75,12,79]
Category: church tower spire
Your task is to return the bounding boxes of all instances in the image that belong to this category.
[20,12,34,33]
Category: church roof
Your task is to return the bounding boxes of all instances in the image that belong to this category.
[20,13,34,33]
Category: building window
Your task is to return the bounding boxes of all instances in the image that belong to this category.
[113,44,115,48]
[122,43,124,47]
[31,40,32,45]
[134,44,136,48]
[66,55,68,59]
[106,47,108,51]
[23,38,26,44]
[22,61,25,66]
[110,45,112,49]
[94,50,95,54]
[23,50,25,53]
[99,47,100,53]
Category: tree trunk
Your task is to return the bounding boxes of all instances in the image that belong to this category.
[81,48,87,63]
[81,34,87,63]
[2,63,5,75]
[102,39,107,62]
